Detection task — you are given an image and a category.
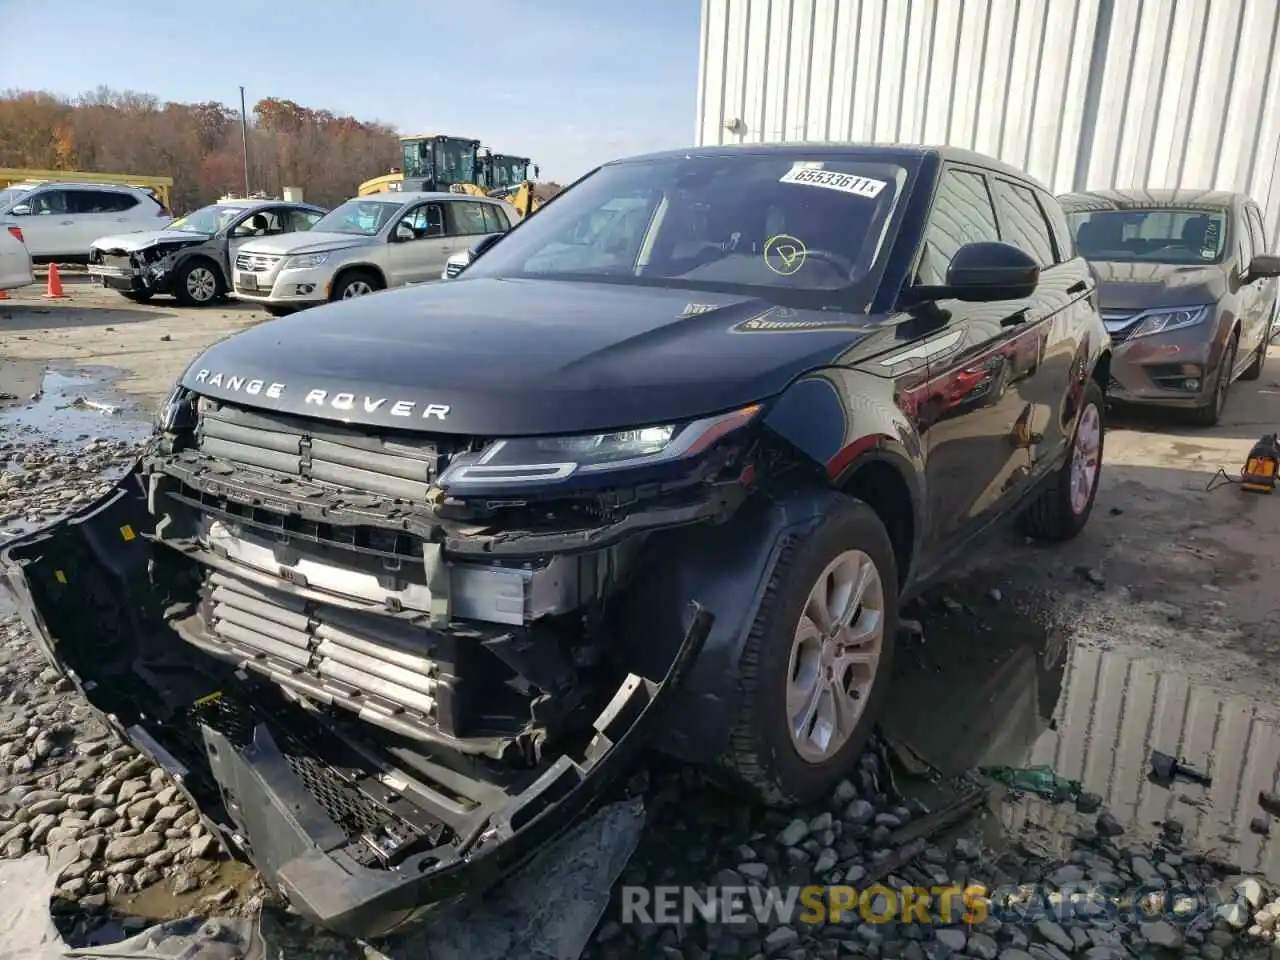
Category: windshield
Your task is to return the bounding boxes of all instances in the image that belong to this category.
[437,138,477,187]
[1068,207,1228,265]
[0,187,31,210]
[461,155,909,306]
[402,140,431,180]
[489,158,529,189]
[310,199,402,236]
[167,204,248,236]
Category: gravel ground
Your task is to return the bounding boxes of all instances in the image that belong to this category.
[4,290,1280,956]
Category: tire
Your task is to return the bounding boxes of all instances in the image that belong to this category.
[720,498,898,807]
[264,305,294,318]
[120,291,153,304]
[1189,334,1237,426]
[330,269,382,301]
[1019,378,1105,542]
[1241,335,1267,381]
[172,259,223,308]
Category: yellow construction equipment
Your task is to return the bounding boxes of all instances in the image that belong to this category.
[358,134,482,196]
[0,168,173,208]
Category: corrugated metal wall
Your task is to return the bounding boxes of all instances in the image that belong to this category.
[695,0,1280,245]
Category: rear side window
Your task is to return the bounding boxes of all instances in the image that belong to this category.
[990,180,1056,267]
[1238,208,1255,270]
[481,203,509,233]
[918,169,1000,285]
[450,201,491,236]
[70,190,137,214]
[288,209,324,231]
[1038,192,1075,262]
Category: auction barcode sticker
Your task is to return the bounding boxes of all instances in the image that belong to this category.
[779,167,888,198]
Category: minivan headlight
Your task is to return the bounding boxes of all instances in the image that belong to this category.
[1129,305,1211,339]
[437,405,760,489]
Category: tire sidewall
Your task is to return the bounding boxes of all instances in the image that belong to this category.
[747,503,899,803]
[1064,379,1106,531]
[333,271,378,301]
[175,259,221,307]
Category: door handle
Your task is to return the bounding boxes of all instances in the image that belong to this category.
[1002,307,1031,327]
[1067,280,1088,294]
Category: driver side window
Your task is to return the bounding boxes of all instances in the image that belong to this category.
[398,203,445,240]
[231,210,282,238]
[25,190,69,216]
[918,169,1000,285]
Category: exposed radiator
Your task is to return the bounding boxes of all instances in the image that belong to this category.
[205,571,444,738]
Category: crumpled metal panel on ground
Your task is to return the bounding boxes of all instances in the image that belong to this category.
[0,799,646,960]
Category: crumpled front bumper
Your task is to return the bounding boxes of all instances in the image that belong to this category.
[0,473,713,939]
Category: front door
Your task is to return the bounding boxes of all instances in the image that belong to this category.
[11,188,77,258]
[385,202,451,286]
[912,167,1056,560]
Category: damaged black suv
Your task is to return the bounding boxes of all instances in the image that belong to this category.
[2,144,1110,937]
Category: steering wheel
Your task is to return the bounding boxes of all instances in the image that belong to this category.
[798,248,858,280]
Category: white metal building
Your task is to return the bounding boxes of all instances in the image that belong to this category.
[695,0,1280,242]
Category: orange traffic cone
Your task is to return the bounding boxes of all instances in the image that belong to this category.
[43,263,67,300]
[0,288,9,301]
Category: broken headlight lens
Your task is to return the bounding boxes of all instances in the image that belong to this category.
[437,404,760,489]
[157,383,196,432]
[1128,305,1211,339]
[283,252,330,270]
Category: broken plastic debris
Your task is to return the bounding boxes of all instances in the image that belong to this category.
[980,764,1082,802]
[1149,750,1212,787]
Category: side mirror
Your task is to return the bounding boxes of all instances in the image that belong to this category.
[9,204,30,217]
[392,222,414,243]
[937,241,1039,302]
[470,232,504,258]
[1248,253,1280,280]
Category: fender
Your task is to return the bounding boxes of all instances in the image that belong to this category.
[609,487,846,762]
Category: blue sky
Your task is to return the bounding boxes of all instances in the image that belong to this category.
[0,0,701,183]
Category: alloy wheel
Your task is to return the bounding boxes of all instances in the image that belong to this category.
[786,550,885,763]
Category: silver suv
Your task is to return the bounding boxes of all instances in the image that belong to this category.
[229,193,510,315]
[0,182,171,261]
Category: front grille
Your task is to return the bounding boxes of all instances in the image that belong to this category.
[235,252,283,272]
[102,254,133,271]
[1102,311,1140,344]
[196,400,449,501]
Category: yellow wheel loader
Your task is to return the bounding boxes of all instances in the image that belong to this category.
[357,134,483,196]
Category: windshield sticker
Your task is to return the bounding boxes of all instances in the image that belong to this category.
[779,167,888,199]
[763,234,808,276]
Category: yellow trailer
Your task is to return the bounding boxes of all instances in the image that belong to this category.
[0,169,173,208]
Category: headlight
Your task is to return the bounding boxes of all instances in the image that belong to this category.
[157,382,196,432]
[437,405,760,490]
[283,252,329,270]
[1128,305,1211,339]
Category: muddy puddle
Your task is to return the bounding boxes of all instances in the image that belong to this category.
[0,365,147,443]
[884,580,1280,882]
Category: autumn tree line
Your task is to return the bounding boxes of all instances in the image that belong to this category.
[0,88,402,212]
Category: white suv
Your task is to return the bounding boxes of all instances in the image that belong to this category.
[230,193,510,315]
[0,182,171,262]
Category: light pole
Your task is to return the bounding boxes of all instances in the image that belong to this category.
[239,86,251,197]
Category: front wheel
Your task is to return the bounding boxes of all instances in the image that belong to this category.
[720,499,898,807]
[1189,335,1237,426]
[173,260,222,307]
[1019,378,1104,541]
[330,270,382,301]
